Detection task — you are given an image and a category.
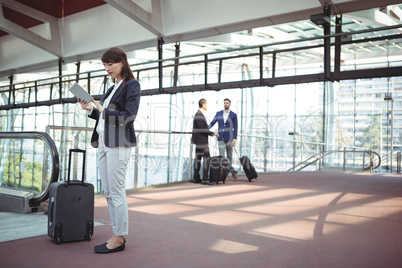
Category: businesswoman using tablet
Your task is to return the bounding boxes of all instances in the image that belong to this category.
[79,47,140,254]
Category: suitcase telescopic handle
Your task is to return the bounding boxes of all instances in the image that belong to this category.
[49,197,54,224]
[67,149,86,184]
[233,147,240,158]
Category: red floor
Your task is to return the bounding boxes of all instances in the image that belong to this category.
[1,172,402,268]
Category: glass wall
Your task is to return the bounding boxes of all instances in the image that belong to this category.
[2,19,402,191]
[2,70,398,193]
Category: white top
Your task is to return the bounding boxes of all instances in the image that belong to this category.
[95,79,124,134]
[223,110,230,123]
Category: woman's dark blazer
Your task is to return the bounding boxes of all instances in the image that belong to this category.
[89,79,141,148]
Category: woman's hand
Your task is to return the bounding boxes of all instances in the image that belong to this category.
[78,98,92,112]
[91,99,104,113]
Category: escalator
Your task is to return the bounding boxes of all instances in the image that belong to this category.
[286,149,381,172]
[0,132,59,213]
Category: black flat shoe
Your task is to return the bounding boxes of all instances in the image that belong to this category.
[95,238,125,249]
[94,241,125,254]
[94,242,107,249]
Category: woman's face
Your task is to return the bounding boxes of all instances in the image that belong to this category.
[104,61,123,81]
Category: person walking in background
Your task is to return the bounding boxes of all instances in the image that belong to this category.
[209,98,238,181]
[191,99,219,185]
[78,47,140,253]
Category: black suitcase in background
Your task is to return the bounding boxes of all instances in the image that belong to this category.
[239,155,258,182]
[209,156,230,184]
[48,149,94,244]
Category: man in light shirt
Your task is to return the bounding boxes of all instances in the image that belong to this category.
[209,98,238,181]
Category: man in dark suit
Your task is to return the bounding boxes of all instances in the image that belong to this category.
[209,98,238,180]
[191,99,218,185]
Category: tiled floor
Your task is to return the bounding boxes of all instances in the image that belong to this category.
[1,172,402,268]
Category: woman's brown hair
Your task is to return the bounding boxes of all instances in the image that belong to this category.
[101,47,136,82]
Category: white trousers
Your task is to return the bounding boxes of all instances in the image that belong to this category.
[98,133,131,236]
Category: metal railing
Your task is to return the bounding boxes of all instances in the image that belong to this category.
[0,127,384,206]
[236,134,381,173]
[287,149,380,172]
[1,24,402,110]
[46,126,194,193]
[45,126,383,193]
[380,151,401,173]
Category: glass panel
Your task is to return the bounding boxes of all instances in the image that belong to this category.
[0,137,55,194]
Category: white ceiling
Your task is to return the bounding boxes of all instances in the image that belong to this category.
[1,0,402,79]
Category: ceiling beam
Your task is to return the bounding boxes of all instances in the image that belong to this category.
[331,0,402,15]
[0,0,62,57]
[104,0,163,38]
[0,38,159,79]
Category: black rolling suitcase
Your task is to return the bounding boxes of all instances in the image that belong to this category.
[48,149,94,244]
[235,149,258,182]
[209,156,230,184]
[240,155,258,182]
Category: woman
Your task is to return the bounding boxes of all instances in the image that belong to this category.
[79,47,140,254]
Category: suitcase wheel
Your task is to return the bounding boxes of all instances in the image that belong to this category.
[86,233,92,241]
[55,224,63,245]
[248,177,257,182]
[86,221,94,241]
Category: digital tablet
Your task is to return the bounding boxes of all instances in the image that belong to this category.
[69,83,94,103]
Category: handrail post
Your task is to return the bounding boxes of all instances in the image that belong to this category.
[292,140,296,171]
[189,144,193,180]
[158,37,164,93]
[263,138,267,172]
[321,145,325,170]
[318,144,321,171]
[362,150,366,172]
[173,43,180,88]
[370,151,374,173]
[259,46,264,84]
[343,147,346,171]
[204,54,208,89]
[273,137,277,171]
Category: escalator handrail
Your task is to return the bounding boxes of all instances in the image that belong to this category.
[287,149,381,172]
[0,131,59,206]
